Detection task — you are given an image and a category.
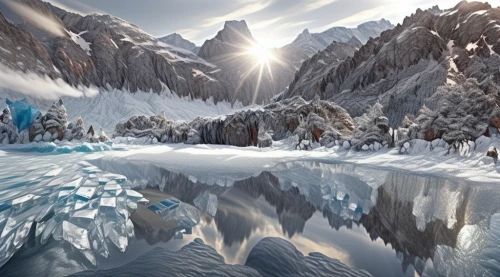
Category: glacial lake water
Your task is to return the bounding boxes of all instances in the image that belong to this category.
[0,146,499,276]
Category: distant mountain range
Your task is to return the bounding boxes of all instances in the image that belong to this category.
[280,19,393,67]
[158,33,200,54]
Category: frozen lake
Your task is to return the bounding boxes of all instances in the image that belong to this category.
[0,143,499,276]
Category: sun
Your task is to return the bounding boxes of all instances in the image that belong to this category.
[247,44,272,64]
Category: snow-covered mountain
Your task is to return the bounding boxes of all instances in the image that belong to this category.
[279,40,359,101]
[281,1,500,126]
[0,0,293,105]
[158,33,200,54]
[280,19,394,67]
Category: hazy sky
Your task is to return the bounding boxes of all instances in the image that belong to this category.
[47,0,499,48]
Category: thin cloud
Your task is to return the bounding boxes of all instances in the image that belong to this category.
[250,16,285,29]
[45,0,103,15]
[201,1,271,27]
[4,0,65,37]
[305,0,338,11]
[277,20,315,29]
[0,65,99,100]
[175,28,203,41]
[313,5,388,31]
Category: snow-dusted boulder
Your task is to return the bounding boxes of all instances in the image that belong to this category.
[486,146,498,164]
[28,99,68,142]
[64,116,87,141]
[98,128,110,142]
[42,99,68,141]
[257,130,273,148]
[0,107,19,144]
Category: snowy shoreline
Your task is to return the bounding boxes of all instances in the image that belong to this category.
[79,136,500,185]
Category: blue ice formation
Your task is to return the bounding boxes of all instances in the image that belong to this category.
[6,99,40,132]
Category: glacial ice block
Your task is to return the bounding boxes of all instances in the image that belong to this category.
[6,99,40,132]
[193,191,218,217]
[0,157,146,268]
[62,221,91,250]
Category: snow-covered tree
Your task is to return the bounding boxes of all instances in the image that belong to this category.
[414,79,496,144]
[351,103,393,150]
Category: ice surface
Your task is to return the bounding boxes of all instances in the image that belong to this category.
[100,197,117,208]
[62,221,90,250]
[162,202,200,228]
[193,191,218,217]
[75,187,97,200]
[0,154,145,267]
[6,98,40,132]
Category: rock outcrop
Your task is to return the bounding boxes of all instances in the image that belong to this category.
[0,107,19,144]
[114,97,355,148]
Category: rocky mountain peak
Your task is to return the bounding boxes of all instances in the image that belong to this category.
[215,20,254,44]
[347,36,363,48]
[158,32,199,53]
[198,20,256,61]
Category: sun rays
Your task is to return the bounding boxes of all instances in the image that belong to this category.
[208,24,288,104]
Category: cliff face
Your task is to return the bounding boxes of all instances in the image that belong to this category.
[283,2,500,126]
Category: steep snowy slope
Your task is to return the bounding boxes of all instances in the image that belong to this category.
[281,41,360,100]
[158,33,200,54]
[284,1,500,126]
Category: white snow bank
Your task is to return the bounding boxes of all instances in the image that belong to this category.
[86,135,500,185]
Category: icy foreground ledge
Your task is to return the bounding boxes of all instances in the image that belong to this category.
[72,237,372,277]
[0,160,144,267]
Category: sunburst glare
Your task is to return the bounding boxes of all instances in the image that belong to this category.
[248,44,272,64]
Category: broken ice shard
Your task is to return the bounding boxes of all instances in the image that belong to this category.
[104,181,121,191]
[100,197,117,208]
[62,221,90,250]
[75,187,97,200]
[163,202,200,228]
[193,191,218,217]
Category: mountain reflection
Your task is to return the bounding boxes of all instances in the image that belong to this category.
[128,161,500,276]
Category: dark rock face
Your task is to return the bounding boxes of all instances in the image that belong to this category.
[282,41,358,100]
[114,97,355,147]
[0,107,19,144]
[0,8,57,76]
[281,2,500,126]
